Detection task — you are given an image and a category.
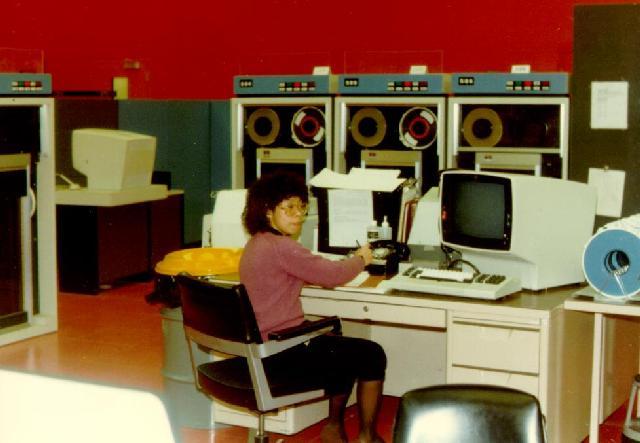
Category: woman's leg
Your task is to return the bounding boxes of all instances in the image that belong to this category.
[321,393,349,443]
[309,335,387,442]
[357,379,385,443]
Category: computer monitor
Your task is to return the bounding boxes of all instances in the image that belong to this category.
[72,128,157,191]
[438,170,597,290]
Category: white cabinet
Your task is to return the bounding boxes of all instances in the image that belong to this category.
[0,98,57,345]
[447,313,541,395]
[446,306,593,443]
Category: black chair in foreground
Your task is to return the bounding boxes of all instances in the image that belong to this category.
[175,273,342,443]
[393,384,547,443]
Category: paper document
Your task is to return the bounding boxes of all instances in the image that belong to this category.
[309,168,405,192]
[590,81,628,129]
[328,189,373,247]
[588,168,626,218]
[342,271,370,287]
[335,272,390,294]
[407,187,440,246]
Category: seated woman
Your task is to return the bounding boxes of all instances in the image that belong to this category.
[239,170,387,443]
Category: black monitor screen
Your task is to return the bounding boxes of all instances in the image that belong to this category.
[441,173,511,251]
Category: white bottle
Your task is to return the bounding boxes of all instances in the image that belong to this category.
[380,215,392,240]
[367,219,380,242]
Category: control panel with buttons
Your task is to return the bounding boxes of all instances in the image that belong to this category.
[451,72,568,95]
[338,73,447,95]
[0,73,51,95]
[234,74,336,96]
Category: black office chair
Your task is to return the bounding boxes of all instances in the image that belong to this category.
[393,384,547,443]
[175,274,341,443]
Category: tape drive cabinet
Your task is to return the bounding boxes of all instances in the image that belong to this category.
[334,73,448,192]
[447,72,569,178]
[231,74,337,188]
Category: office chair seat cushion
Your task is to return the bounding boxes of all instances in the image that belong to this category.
[198,353,325,412]
[393,384,546,443]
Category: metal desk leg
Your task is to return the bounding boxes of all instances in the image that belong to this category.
[590,312,605,443]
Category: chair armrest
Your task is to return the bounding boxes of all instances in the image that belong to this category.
[268,316,341,341]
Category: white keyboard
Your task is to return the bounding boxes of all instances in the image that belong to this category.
[379,266,521,300]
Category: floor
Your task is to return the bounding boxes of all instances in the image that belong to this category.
[0,279,629,442]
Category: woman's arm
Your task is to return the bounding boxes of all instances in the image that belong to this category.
[275,238,366,288]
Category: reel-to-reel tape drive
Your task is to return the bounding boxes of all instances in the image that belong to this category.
[231,74,337,188]
[334,73,448,192]
[447,72,570,178]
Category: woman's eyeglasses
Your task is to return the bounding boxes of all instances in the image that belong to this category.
[278,202,308,216]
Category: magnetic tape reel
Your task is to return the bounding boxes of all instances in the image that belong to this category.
[349,107,387,148]
[245,108,280,146]
[399,106,438,149]
[461,107,503,147]
[291,106,326,147]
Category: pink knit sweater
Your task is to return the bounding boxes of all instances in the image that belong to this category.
[239,231,364,340]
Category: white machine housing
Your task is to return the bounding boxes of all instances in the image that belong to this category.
[439,170,597,290]
[202,189,318,251]
[72,128,157,191]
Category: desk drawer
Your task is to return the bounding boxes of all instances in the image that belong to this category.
[449,320,540,373]
[449,366,539,398]
[301,297,446,328]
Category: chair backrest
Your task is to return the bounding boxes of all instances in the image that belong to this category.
[393,384,546,443]
[175,274,262,344]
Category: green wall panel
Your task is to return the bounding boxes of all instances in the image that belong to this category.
[118,100,213,246]
[209,100,232,191]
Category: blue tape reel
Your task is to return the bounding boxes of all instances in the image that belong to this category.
[583,228,640,298]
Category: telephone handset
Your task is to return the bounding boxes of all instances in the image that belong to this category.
[370,240,411,261]
[367,240,411,276]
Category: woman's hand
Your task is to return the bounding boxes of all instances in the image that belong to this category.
[355,243,373,266]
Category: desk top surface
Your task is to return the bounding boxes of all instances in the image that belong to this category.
[564,292,640,317]
[55,184,172,207]
[302,284,578,319]
[213,273,579,320]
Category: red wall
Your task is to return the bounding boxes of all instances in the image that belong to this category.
[2,0,634,99]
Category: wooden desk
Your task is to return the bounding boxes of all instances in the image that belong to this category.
[564,294,640,443]
[208,276,594,442]
[57,192,183,294]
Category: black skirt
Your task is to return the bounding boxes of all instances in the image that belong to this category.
[263,334,387,396]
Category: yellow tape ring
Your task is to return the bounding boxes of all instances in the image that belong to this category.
[462,107,503,147]
[246,107,280,146]
[350,107,387,148]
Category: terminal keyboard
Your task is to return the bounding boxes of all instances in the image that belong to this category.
[379,265,521,300]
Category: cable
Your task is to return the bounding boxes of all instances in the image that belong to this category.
[446,258,481,276]
[440,245,458,266]
[439,245,481,276]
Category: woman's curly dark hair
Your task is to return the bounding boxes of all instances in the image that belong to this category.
[243,171,309,235]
